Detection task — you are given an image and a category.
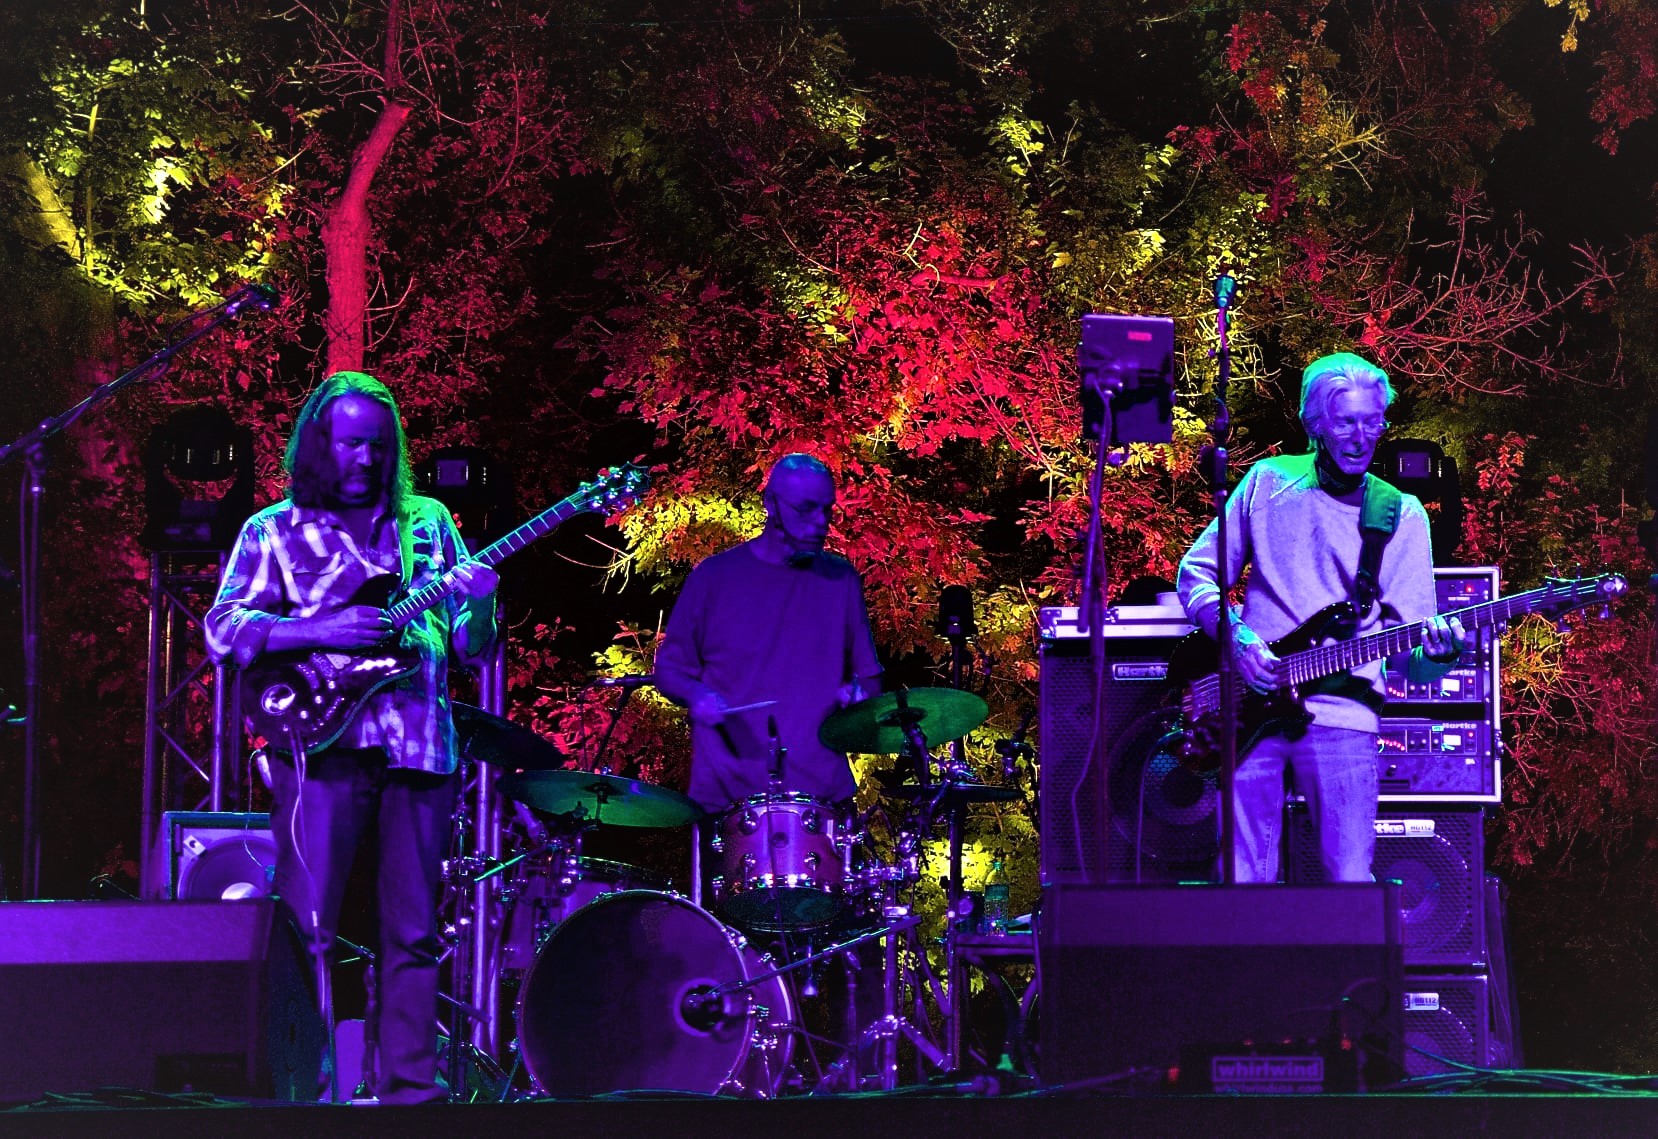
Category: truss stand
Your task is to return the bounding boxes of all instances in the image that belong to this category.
[4,284,272,897]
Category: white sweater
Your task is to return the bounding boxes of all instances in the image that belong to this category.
[1176,453,1439,733]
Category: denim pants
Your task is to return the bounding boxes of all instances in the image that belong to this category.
[269,747,458,1104]
[1231,724,1378,884]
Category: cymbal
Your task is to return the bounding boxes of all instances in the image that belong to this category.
[883,781,1022,805]
[453,703,567,770]
[818,688,989,754]
[497,769,702,829]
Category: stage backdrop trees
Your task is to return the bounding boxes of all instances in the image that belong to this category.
[2,0,1658,1070]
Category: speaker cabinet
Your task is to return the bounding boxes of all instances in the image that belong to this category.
[146,811,277,901]
[1039,884,1404,1088]
[0,901,284,1102]
[1288,805,1486,968]
[1403,973,1496,1076]
[1039,606,1208,884]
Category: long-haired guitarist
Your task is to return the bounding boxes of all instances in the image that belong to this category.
[204,372,498,1103]
[1175,352,1465,884]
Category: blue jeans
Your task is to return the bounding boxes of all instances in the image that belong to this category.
[1231,725,1377,884]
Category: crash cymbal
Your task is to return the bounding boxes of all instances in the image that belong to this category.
[818,688,989,754]
[497,769,702,829]
[882,781,1022,805]
[453,703,568,770]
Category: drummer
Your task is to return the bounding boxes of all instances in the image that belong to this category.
[655,453,883,812]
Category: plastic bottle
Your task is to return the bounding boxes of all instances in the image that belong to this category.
[983,855,1011,935]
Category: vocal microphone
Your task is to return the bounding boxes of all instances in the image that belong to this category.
[1213,271,1238,310]
[225,282,279,315]
[591,673,656,689]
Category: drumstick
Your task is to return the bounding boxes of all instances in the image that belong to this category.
[721,699,779,716]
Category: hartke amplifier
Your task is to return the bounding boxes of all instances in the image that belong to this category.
[146,811,277,901]
[0,901,291,1102]
[1287,805,1486,968]
[1038,883,1405,1088]
[1402,973,1496,1077]
[1038,604,1210,885]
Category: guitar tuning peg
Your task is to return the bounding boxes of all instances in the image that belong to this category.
[1599,604,1613,620]
[1556,617,1572,635]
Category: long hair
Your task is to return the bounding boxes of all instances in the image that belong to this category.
[284,371,415,514]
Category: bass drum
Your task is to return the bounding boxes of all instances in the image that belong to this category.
[517,890,795,1098]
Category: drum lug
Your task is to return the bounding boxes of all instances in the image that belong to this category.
[802,810,821,834]
[739,811,761,836]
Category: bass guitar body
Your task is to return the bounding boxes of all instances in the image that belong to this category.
[1165,601,1358,769]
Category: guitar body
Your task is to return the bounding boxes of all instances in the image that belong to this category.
[235,462,653,755]
[1166,602,1360,770]
[241,574,421,754]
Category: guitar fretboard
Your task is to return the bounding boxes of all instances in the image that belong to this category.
[386,497,591,628]
[1279,583,1600,688]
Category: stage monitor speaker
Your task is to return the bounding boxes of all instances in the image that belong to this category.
[1403,973,1496,1077]
[1038,605,1211,884]
[1039,884,1404,1089]
[147,811,277,901]
[1287,805,1486,968]
[0,900,302,1102]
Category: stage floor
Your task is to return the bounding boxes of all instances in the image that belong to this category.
[6,1090,1658,1139]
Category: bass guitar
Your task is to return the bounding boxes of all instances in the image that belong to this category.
[1167,573,1626,771]
[243,463,649,753]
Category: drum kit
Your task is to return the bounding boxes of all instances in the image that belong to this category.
[436,685,1024,1101]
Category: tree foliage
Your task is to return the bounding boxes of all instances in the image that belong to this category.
[4,0,1658,1068]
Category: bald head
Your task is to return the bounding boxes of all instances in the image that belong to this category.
[761,453,836,563]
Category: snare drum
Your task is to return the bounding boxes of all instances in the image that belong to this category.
[711,792,852,931]
[516,890,795,1097]
[499,853,665,976]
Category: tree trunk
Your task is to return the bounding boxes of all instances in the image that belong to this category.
[319,0,411,376]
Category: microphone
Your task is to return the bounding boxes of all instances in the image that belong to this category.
[591,673,655,689]
[1214,272,1238,310]
[936,584,977,639]
[225,283,279,315]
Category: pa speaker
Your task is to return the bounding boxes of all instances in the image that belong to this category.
[1288,805,1485,968]
[147,811,276,901]
[1039,609,1211,884]
[1039,884,1404,1088]
[0,901,281,1102]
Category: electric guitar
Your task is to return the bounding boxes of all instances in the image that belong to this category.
[242,463,650,753]
[1167,573,1627,771]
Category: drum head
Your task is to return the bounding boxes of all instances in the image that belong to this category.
[518,890,755,1097]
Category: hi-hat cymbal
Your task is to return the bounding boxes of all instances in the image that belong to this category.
[818,688,989,754]
[497,769,702,829]
[453,703,567,770]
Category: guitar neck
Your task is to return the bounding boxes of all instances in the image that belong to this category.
[386,497,591,627]
[1282,586,1559,683]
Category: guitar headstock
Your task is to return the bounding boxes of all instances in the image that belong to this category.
[1537,572,1628,620]
[575,463,651,516]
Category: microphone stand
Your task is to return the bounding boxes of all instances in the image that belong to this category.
[1204,273,1240,886]
[3,286,272,898]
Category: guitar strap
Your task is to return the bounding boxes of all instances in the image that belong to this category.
[1354,475,1402,617]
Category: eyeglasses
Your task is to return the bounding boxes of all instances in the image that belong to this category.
[774,497,835,522]
[1326,416,1389,438]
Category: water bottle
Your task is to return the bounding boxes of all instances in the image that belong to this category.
[983,855,1011,935]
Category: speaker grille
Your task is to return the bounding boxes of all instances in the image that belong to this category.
[1289,807,1485,967]
[1040,638,1205,883]
[1403,973,1493,1077]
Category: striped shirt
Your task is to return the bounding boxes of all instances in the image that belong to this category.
[205,495,478,773]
